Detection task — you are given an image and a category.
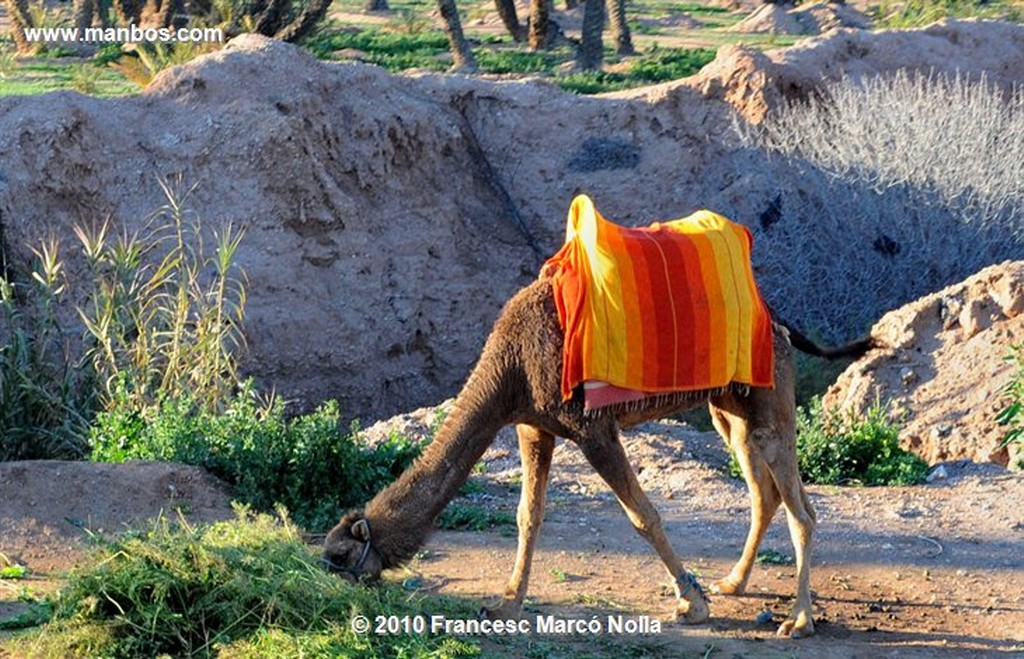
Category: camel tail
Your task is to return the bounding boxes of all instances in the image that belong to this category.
[768,305,875,360]
[784,323,875,360]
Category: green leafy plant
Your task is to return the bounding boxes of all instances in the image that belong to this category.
[16,509,479,657]
[996,342,1024,468]
[0,564,27,579]
[755,549,794,566]
[796,398,929,486]
[728,397,929,486]
[549,568,570,583]
[90,384,422,531]
[870,0,1024,29]
[625,46,715,83]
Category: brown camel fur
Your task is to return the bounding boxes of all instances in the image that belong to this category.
[324,275,868,638]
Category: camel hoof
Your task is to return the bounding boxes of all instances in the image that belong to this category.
[710,577,745,596]
[776,614,814,638]
[674,596,710,624]
[478,600,522,621]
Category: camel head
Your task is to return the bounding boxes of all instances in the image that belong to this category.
[322,511,384,582]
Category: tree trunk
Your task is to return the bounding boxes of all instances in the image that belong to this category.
[563,0,578,8]
[606,0,633,55]
[73,0,94,31]
[364,0,389,11]
[274,0,332,42]
[576,0,604,70]
[494,0,526,42]
[437,0,477,71]
[6,0,34,53]
[93,0,112,27]
[144,0,184,29]
[254,0,289,36]
[112,0,143,25]
[527,0,548,50]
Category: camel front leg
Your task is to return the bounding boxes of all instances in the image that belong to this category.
[575,425,709,624]
[481,424,555,620]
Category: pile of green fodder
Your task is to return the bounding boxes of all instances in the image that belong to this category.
[14,508,479,658]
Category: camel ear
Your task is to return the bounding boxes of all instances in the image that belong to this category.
[351,518,371,542]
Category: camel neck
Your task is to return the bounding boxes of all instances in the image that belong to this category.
[364,361,511,567]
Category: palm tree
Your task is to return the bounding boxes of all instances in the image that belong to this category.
[438,0,477,71]
[528,0,549,50]
[577,0,604,70]
[495,0,527,42]
[6,0,34,53]
[606,0,634,55]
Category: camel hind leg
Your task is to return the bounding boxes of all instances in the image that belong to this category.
[481,424,555,620]
[708,405,782,597]
[710,383,816,638]
[573,419,710,624]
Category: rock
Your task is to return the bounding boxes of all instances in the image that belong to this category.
[824,261,1024,466]
[926,465,948,483]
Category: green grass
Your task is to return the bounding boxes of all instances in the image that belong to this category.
[10,509,481,657]
[870,0,1024,28]
[308,24,716,93]
[437,502,515,532]
[0,58,138,97]
[306,25,451,70]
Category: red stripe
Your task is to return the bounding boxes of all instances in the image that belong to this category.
[667,231,711,386]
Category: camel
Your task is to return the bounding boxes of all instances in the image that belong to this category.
[323,274,870,638]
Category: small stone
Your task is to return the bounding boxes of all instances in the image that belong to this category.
[900,367,918,386]
[926,465,948,483]
[755,610,774,625]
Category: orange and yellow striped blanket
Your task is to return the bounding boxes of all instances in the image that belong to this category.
[542,195,774,410]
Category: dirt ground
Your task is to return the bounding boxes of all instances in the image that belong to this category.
[3,418,1021,657]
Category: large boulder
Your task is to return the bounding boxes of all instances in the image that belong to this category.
[824,261,1024,468]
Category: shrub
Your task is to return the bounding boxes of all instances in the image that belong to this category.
[794,398,929,486]
[18,509,479,658]
[727,397,928,486]
[736,72,1024,340]
[90,383,422,531]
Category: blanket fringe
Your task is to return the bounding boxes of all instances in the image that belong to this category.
[584,382,752,418]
